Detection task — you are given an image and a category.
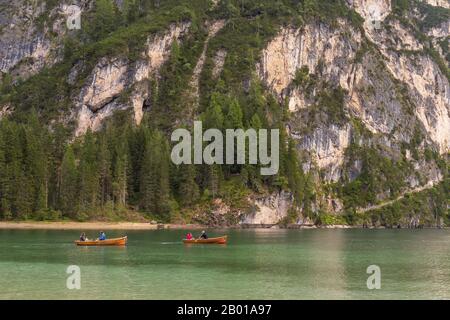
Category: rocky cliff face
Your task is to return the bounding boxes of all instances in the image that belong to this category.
[74,22,191,135]
[257,20,363,182]
[0,0,90,81]
[241,191,293,225]
[257,1,449,188]
[246,0,449,223]
[424,0,450,9]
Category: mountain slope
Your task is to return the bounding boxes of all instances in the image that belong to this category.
[0,0,448,227]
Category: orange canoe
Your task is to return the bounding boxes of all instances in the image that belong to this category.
[183,236,227,244]
[75,236,127,246]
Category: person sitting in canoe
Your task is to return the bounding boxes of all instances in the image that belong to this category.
[98,231,106,241]
[199,230,208,239]
[186,233,193,240]
[79,232,88,241]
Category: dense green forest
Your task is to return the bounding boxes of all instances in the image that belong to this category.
[0,104,303,223]
[0,0,448,225]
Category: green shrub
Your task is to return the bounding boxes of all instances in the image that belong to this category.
[35,209,62,221]
[317,213,347,226]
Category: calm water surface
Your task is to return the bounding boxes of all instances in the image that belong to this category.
[0,229,449,299]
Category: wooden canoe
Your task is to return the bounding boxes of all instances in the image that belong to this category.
[183,236,227,244]
[75,236,127,246]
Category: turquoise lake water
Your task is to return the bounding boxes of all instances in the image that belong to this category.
[1,228,449,299]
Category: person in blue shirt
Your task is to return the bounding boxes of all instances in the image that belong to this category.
[98,231,106,241]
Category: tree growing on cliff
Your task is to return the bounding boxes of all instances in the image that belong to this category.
[88,0,121,41]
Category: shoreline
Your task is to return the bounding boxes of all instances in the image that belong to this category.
[0,221,444,230]
[0,221,199,230]
[0,221,347,230]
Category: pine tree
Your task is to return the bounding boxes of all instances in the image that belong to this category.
[203,92,224,130]
[286,139,303,204]
[15,171,34,218]
[113,153,128,208]
[97,134,112,207]
[60,146,78,218]
[245,81,266,123]
[153,41,186,129]
[78,130,99,213]
[244,113,263,190]
[14,126,34,218]
[224,98,243,129]
[0,125,7,218]
[223,98,244,176]
[1,121,20,218]
[249,113,262,131]
[139,135,157,213]
[128,127,146,205]
[139,130,172,217]
[272,124,289,190]
[123,0,139,24]
[24,112,49,212]
[178,164,199,206]
[112,136,129,208]
[157,136,171,218]
[48,124,71,212]
[90,0,120,40]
